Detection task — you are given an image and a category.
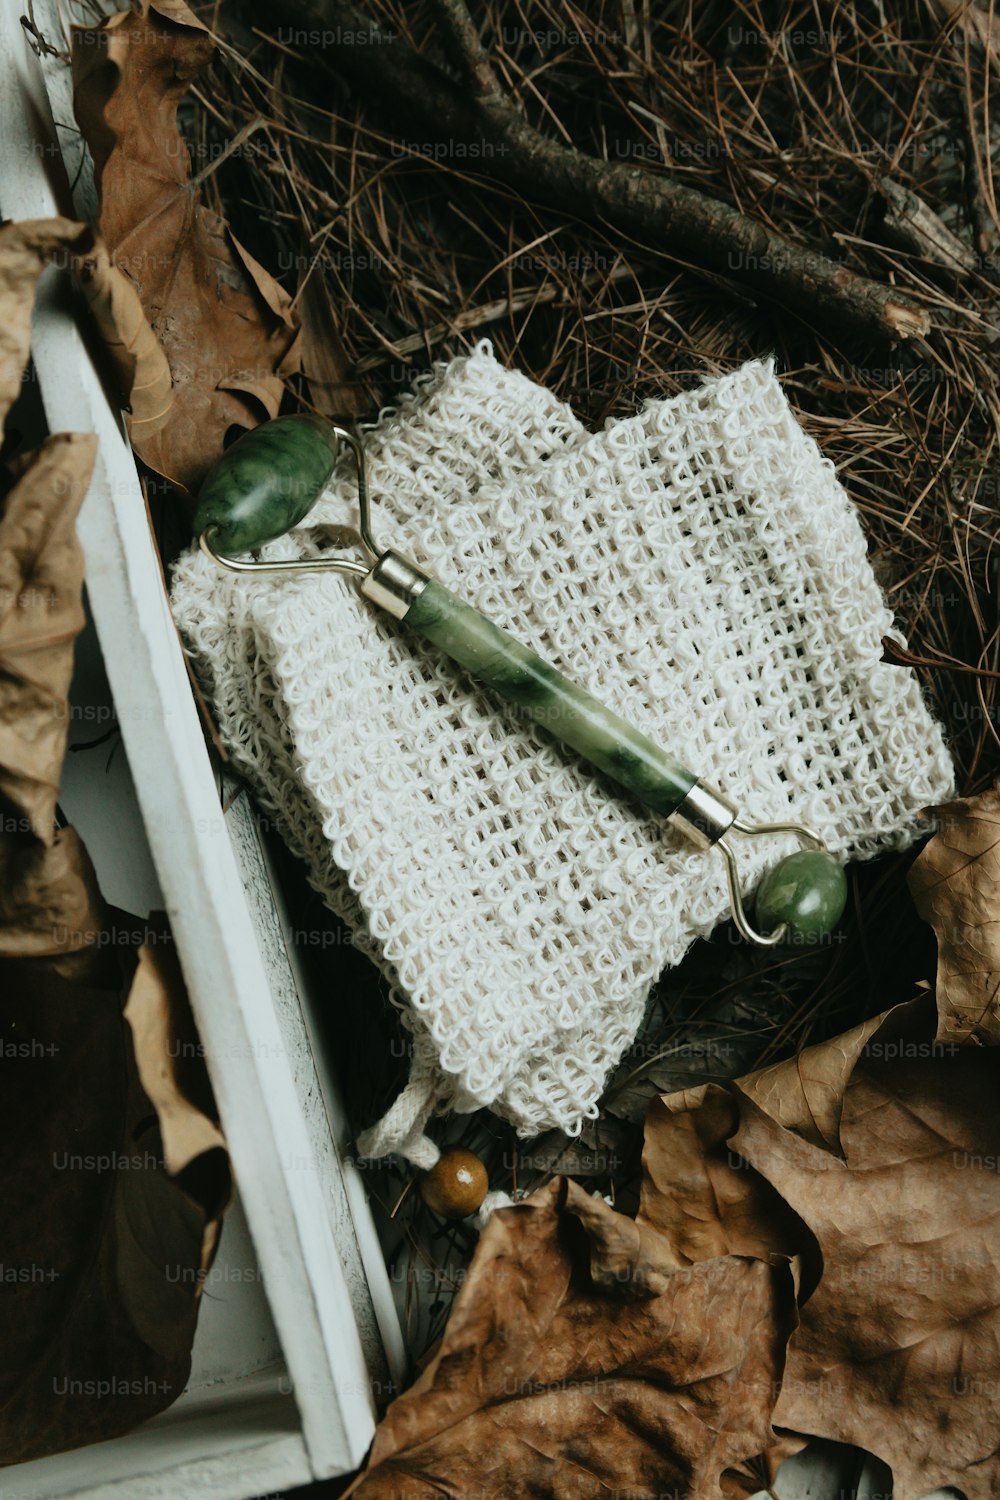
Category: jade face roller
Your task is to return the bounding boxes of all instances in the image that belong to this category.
[194,414,848,947]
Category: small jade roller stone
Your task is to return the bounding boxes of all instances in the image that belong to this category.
[194,414,342,554]
[755,850,847,942]
[419,1148,490,1218]
[194,416,850,947]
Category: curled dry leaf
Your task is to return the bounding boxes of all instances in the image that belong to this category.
[0,217,91,446]
[908,781,1000,1044]
[72,1,301,497]
[640,1082,816,1284]
[0,432,92,841]
[0,217,172,459]
[353,1178,797,1500]
[735,1006,889,1154]
[124,920,232,1273]
[0,221,94,838]
[72,240,173,445]
[145,0,209,27]
[0,827,112,984]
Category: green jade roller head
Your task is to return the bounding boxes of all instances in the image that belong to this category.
[194,416,848,947]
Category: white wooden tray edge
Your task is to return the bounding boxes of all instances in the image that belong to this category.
[0,10,388,1481]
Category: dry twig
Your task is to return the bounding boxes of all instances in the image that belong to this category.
[294,0,931,342]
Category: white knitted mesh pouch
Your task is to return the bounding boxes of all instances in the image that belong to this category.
[171,341,954,1172]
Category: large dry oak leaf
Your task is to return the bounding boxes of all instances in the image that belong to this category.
[645,997,1000,1500]
[353,1178,796,1500]
[72,1,300,496]
[352,1006,1000,1499]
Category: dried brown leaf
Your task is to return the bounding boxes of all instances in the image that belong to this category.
[0,217,185,838]
[351,962,999,1500]
[0,219,113,1008]
[148,0,207,28]
[737,1007,889,1155]
[0,432,93,840]
[124,922,232,1274]
[0,827,113,984]
[353,1178,796,1500]
[639,1083,815,1278]
[908,782,1000,1044]
[0,217,91,446]
[71,2,300,496]
[643,996,1000,1500]
[0,214,175,459]
[72,240,173,443]
[754,1006,1000,1500]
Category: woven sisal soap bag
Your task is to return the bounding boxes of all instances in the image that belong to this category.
[172,342,954,1171]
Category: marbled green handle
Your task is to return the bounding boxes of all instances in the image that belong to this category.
[190,403,849,947]
[404,579,697,817]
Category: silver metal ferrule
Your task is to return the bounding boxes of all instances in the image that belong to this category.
[670,780,739,849]
[360,549,431,620]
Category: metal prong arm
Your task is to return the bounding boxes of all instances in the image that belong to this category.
[671,781,829,947]
[715,835,789,946]
[731,815,825,848]
[199,529,371,577]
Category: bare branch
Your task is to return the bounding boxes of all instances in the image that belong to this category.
[427,0,502,98]
[300,0,931,344]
